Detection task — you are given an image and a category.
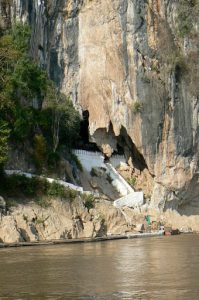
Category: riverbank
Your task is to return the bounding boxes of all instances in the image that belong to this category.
[0,231,165,248]
[0,231,196,249]
[0,235,127,248]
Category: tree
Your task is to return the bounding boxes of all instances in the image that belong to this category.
[0,120,10,165]
[0,23,31,109]
[0,22,80,174]
[44,83,65,152]
[11,58,48,101]
[33,134,47,172]
[0,34,19,109]
[44,82,80,153]
[60,98,80,148]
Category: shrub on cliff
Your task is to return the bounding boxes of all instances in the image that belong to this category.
[44,83,80,153]
[33,134,47,173]
[176,0,199,38]
[127,177,137,188]
[0,174,78,203]
[81,193,95,211]
[0,22,81,173]
[0,121,10,166]
[132,101,142,114]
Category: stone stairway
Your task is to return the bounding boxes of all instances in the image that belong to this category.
[73,150,144,208]
[5,150,144,208]
[105,163,133,196]
[73,149,133,196]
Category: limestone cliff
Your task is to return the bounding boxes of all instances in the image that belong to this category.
[0,0,198,211]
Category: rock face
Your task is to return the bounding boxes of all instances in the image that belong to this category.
[1,198,199,243]
[0,198,129,243]
[0,0,198,211]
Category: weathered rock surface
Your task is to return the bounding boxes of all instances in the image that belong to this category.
[0,0,198,211]
[1,198,199,243]
[0,198,129,243]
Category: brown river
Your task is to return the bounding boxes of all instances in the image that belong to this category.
[0,235,198,300]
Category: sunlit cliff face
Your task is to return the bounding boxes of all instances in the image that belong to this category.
[0,0,198,210]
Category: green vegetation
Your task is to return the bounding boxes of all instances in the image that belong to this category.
[155,1,198,97]
[81,193,95,211]
[132,101,142,114]
[176,0,198,38]
[173,55,188,73]
[0,121,10,165]
[90,167,98,177]
[127,177,137,187]
[44,83,80,153]
[47,180,78,199]
[35,197,51,208]
[33,134,47,172]
[0,174,78,205]
[70,153,83,172]
[34,216,47,227]
[0,23,80,172]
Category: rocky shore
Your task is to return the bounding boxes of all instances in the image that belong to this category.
[0,196,198,245]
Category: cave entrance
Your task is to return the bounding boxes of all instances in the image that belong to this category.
[78,110,99,151]
[115,143,124,155]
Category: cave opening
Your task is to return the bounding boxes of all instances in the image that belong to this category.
[115,143,124,155]
[78,110,99,151]
[78,113,149,172]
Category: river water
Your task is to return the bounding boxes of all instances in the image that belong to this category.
[0,235,198,300]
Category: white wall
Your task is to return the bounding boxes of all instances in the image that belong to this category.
[73,150,126,171]
[109,155,126,168]
[73,150,106,172]
[114,192,144,208]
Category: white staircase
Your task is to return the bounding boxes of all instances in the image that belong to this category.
[105,163,133,196]
[73,149,144,208]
